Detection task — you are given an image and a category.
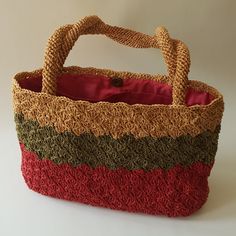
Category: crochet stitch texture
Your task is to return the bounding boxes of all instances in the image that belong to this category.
[13,15,224,217]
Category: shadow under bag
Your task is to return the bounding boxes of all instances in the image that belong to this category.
[13,15,224,217]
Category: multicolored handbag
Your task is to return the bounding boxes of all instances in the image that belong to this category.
[13,16,224,217]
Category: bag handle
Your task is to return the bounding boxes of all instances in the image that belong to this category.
[42,15,190,105]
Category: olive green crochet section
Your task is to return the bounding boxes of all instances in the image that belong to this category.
[15,113,220,171]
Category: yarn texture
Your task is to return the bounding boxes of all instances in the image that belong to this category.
[21,143,212,217]
[15,113,220,171]
[12,15,224,217]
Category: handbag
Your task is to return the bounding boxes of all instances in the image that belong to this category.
[13,15,224,217]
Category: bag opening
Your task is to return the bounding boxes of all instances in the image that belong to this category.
[18,73,214,106]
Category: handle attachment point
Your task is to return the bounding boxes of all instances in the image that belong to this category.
[42,15,190,106]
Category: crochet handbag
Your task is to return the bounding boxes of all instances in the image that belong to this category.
[13,15,224,217]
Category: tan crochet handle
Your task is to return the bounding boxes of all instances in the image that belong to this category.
[42,15,190,105]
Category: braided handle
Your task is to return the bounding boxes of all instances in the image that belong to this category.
[42,15,190,105]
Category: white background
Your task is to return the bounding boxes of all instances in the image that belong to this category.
[0,0,235,235]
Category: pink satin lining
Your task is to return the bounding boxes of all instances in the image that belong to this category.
[19,74,214,106]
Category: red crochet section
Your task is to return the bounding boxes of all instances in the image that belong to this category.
[20,143,213,217]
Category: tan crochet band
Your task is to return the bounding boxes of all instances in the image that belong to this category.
[13,67,223,139]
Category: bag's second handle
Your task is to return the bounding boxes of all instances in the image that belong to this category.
[42,15,190,105]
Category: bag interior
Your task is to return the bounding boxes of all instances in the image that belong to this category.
[18,73,214,106]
